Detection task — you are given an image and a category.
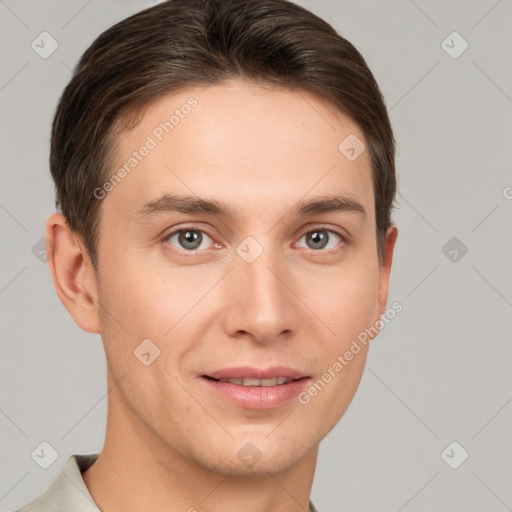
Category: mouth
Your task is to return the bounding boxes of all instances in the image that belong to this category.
[201,367,310,409]
[204,376,300,386]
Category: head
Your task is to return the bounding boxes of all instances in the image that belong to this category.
[47,0,398,476]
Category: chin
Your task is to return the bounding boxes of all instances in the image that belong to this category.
[189,434,317,477]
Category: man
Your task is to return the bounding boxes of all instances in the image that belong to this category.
[18,0,397,510]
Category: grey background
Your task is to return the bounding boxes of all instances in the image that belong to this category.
[1,0,511,510]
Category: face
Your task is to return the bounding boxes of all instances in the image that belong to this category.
[92,79,395,476]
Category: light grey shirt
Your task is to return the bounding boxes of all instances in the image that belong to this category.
[16,454,100,512]
[17,453,319,512]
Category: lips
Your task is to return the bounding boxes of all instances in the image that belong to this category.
[202,366,310,409]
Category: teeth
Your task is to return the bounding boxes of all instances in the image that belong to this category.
[219,377,243,385]
[218,377,293,386]
[244,378,262,386]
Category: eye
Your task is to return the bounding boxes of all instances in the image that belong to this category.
[297,229,343,251]
[166,229,215,251]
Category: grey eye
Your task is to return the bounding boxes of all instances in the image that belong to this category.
[299,230,341,250]
[168,230,213,251]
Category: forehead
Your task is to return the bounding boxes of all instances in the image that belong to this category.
[106,79,374,222]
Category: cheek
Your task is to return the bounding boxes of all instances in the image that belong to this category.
[310,266,379,347]
[94,255,161,368]
[97,250,170,324]
[306,266,378,416]
[95,252,199,380]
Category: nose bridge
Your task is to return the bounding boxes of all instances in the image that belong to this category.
[225,237,294,342]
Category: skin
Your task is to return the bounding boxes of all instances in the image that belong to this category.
[47,79,397,512]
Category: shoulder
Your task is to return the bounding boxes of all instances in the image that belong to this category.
[15,453,99,512]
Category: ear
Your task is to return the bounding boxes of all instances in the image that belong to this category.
[46,213,101,333]
[374,224,398,325]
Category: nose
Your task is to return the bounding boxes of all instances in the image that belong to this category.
[220,242,297,344]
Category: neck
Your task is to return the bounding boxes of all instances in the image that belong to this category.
[82,383,318,512]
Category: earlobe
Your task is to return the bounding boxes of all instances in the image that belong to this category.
[46,213,101,333]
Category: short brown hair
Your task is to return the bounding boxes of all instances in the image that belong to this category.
[51,0,396,268]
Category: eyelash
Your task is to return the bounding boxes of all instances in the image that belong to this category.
[162,225,348,255]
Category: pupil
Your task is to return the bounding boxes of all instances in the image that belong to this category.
[308,230,328,250]
[179,230,202,250]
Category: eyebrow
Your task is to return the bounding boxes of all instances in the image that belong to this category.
[135,193,366,220]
